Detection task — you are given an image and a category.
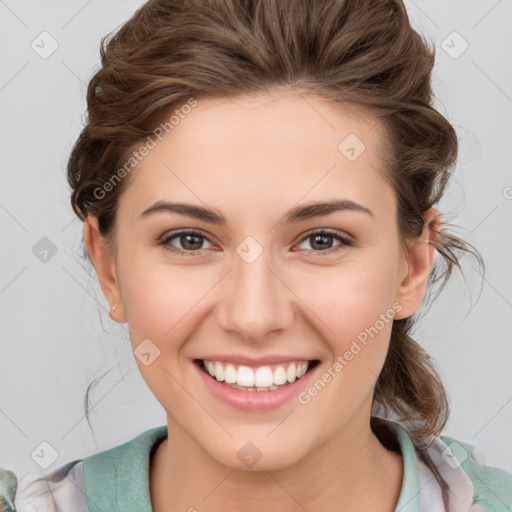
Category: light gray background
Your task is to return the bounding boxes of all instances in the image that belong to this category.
[1,0,511,484]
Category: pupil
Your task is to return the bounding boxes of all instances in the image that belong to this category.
[312,234,332,250]
[183,234,202,250]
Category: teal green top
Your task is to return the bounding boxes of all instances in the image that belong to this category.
[83,425,168,512]
[3,419,512,511]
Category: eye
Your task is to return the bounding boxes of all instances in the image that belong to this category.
[295,229,352,255]
[160,230,215,256]
[159,228,353,257]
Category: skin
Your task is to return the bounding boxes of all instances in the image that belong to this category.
[84,87,439,512]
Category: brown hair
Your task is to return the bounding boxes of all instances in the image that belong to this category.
[67,0,482,501]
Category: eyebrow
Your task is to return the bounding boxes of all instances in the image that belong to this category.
[139,199,374,224]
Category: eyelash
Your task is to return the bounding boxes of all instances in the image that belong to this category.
[159,229,353,257]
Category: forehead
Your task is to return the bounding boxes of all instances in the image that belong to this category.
[118,88,395,222]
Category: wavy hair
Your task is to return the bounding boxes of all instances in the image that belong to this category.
[65,0,483,505]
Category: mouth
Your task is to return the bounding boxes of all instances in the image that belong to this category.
[193,358,321,392]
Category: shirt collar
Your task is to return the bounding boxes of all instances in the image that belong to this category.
[382,419,475,512]
[82,419,470,512]
[83,425,168,512]
[383,419,423,512]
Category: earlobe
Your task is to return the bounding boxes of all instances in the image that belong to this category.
[83,216,126,323]
[393,208,440,320]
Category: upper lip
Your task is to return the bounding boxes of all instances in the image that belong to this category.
[194,355,320,367]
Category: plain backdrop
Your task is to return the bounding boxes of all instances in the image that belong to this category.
[1,0,511,484]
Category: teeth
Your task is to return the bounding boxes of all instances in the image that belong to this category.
[237,366,255,387]
[214,361,225,382]
[273,366,287,385]
[225,364,237,384]
[254,367,273,387]
[201,360,312,389]
[224,383,281,392]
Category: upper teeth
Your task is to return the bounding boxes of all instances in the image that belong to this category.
[203,360,310,388]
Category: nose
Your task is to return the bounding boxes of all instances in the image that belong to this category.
[216,248,295,343]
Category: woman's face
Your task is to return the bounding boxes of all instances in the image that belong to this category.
[87,88,432,470]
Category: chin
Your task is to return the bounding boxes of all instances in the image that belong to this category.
[205,436,312,473]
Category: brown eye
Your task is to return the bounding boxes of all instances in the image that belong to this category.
[160,230,214,255]
[296,230,352,255]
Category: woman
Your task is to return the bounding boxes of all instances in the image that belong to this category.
[2,0,511,511]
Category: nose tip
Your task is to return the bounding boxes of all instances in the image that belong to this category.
[216,257,295,343]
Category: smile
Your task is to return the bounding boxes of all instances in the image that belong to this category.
[198,359,317,391]
[193,358,321,410]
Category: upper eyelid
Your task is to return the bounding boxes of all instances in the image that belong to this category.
[161,229,215,242]
[299,228,352,241]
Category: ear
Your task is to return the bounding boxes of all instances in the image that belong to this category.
[83,216,126,323]
[393,207,440,320]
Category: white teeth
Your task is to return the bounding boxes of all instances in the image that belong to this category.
[224,364,237,384]
[224,383,281,392]
[254,366,274,387]
[214,361,225,382]
[202,360,313,389]
[273,366,287,385]
[237,366,255,387]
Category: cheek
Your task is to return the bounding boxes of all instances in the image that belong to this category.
[295,253,400,392]
[300,254,400,338]
[291,261,399,430]
[119,262,213,341]
[115,232,208,323]
[119,242,401,347]
[115,255,212,405]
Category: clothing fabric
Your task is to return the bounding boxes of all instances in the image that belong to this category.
[2,419,512,511]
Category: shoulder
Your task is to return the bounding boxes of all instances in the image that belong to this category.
[378,417,512,512]
[2,425,167,512]
[80,425,167,511]
[2,459,88,512]
[438,435,512,512]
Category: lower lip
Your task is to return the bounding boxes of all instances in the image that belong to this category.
[194,361,320,411]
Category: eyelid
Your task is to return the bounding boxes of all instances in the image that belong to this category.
[293,228,353,256]
[159,227,353,256]
[160,227,352,243]
[160,228,217,247]
[297,227,353,244]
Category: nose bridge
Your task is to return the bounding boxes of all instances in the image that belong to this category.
[217,240,293,342]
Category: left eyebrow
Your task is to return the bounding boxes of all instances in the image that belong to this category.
[285,199,374,222]
[138,199,374,224]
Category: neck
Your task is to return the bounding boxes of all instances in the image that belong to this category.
[150,414,403,512]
